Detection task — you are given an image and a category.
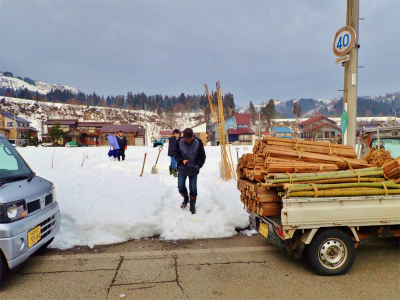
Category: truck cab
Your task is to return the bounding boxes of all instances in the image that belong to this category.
[0,133,61,284]
[358,125,400,158]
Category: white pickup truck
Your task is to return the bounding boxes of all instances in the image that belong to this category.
[250,126,400,276]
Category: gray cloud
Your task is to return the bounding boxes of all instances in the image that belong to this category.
[0,0,398,105]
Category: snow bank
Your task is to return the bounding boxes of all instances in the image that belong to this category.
[17,145,253,249]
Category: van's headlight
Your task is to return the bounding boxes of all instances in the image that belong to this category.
[52,186,57,203]
[0,200,27,223]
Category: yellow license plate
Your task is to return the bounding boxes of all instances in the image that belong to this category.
[28,226,41,248]
[259,222,269,239]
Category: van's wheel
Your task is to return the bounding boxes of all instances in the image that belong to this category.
[0,251,9,285]
[308,229,355,276]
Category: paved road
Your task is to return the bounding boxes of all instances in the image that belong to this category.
[1,235,399,300]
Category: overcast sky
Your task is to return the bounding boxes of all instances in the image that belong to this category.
[0,0,399,106]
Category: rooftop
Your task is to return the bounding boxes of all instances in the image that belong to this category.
[272,127,292,133]
[0,111,31,123]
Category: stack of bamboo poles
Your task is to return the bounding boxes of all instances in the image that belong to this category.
[237,136,400,218]
[205,82,236,181]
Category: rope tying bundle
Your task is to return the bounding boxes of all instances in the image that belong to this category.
[380,182,388,196]
[290,160,298,173]
[310,183,318,198]
[353,170,361,183]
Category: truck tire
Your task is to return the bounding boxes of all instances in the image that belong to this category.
[308,229,355,276]
[0,251,9,285]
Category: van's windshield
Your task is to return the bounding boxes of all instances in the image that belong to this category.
[0,137,33,185]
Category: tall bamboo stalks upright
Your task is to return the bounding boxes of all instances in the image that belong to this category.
[205,82,236,181]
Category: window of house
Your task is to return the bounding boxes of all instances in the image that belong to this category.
[331,131,335,137]
[239,134,251,141]
[6,122,13,127]
[317,132,323,138]
[229,126,234,129]
[325,132,330,138]
[87,137,96,141]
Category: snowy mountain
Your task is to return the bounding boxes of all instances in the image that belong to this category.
[0,72,80,95]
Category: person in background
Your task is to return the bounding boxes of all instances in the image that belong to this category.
[174,128,206,214]
[168,129,180,177]
[105,133,120,161]
[116,130,128,161]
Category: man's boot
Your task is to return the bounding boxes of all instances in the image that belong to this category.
[190,195,196,214]
[171,168,178,177]
[169,166,172,175]
[180,192,189,209]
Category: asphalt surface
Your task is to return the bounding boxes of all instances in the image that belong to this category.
[1,234,399,300]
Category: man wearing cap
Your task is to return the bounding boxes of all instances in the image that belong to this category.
[174,128,206,214]
[116,130,128,161]
[168,129,180,177]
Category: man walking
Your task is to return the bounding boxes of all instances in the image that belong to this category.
[174,128,206,214]
[116,130,128,161]
[105,133,120,161]
[168,129,180,177]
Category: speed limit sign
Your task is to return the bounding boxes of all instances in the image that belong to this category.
[333,26,356,57]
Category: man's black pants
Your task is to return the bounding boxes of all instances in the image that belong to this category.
[118,149,125,161]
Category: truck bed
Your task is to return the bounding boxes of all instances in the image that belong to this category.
[281,195,400,229]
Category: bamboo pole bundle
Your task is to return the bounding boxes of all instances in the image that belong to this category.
[237,178,281,216]
[262,136,354,150]
[273,167,380,179]
[287,188,400,198]
[261,141,358,158]
[283,180,400,192]
[205,82,236,181]
[265,170,384,184]
[264,148,370,169]
[382,156,400,180]
[267,161,338,173]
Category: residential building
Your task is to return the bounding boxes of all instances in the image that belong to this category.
[299,116,341,141]
[44,119,145,146]
[210,114,255,145]
[0,111,37,145]
[271,127,293,139]
[101,124,146,146]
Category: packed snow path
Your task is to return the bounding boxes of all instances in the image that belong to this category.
[18,146,252,249]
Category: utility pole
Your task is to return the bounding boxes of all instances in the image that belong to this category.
[342,0,359,147]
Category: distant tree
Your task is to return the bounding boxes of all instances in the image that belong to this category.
[5,89,13,97]
[3,71,13,77]
[292,102,303,118]
[249,101,256,123]
[48,122,66,145]
[261,99,276,125]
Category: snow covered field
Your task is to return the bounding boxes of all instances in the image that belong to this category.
[17,145,254,249]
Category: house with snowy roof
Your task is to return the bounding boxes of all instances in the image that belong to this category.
[270,127,293,139]
[299,115,341,141]
[209,114,255,145]
[0,111,38,145]
[159,122,207,145]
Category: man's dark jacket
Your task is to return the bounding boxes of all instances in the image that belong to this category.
[168,136,178,157]
[174,137,206,176]
[116,135,127,150]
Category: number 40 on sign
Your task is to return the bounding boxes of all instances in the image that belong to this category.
[333,26,356,57]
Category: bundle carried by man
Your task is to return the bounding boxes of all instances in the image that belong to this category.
[237,136,400,217]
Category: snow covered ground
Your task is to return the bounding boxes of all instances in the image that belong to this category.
[17,145,254,249]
